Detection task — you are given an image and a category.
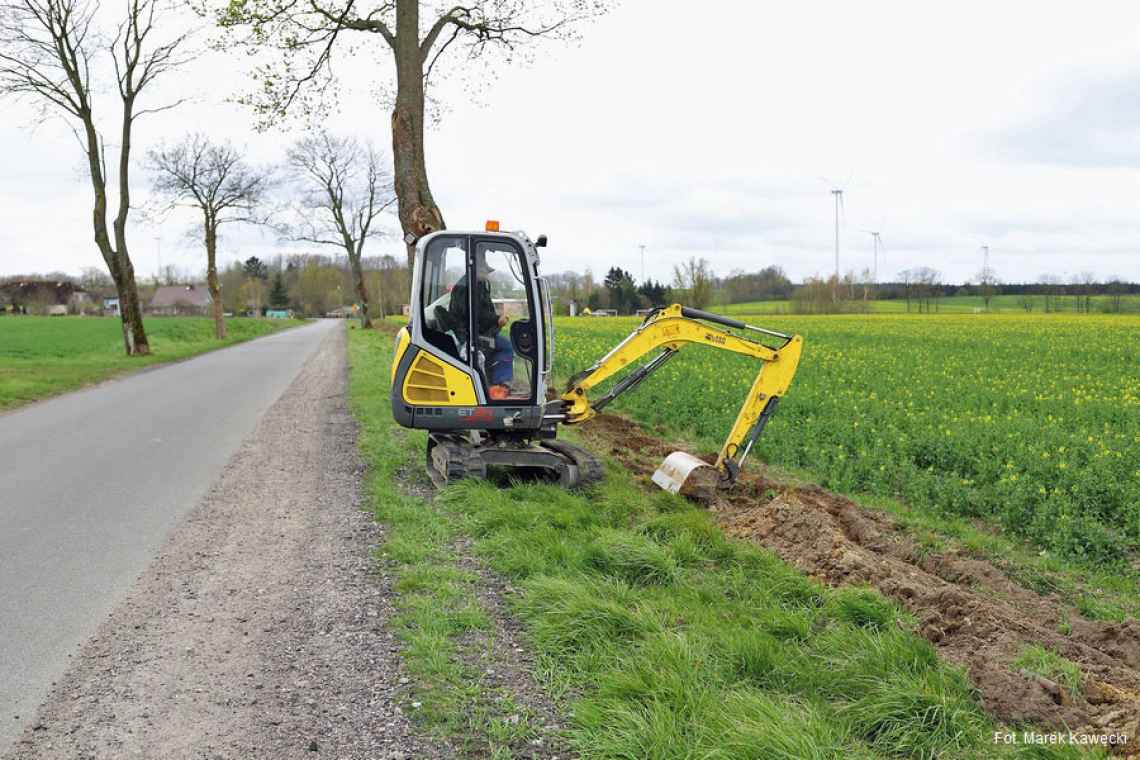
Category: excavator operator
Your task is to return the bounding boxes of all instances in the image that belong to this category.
[448,250,513,399]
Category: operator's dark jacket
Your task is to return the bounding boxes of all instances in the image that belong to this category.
[448,275,499,341]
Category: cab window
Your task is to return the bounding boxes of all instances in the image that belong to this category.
[472,241,535,402]
[420,236,468,361]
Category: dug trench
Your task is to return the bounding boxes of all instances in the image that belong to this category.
[576,412,1140,753]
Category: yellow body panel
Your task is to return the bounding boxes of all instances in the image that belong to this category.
[391,327,411,386]
[399,346,479,406]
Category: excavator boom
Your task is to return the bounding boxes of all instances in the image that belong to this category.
[558,304,803,492]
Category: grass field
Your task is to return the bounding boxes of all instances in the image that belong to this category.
[555,313,1140,568]
[348,326,1100,759]
[0,316,301,411]
[716,294,1140,315]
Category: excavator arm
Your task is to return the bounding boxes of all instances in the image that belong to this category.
[558,304,803,489]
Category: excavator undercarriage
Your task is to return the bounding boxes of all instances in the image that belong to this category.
[426,434,603,490]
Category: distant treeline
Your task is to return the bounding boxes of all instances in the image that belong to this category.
[2,253,410,319]
[9,260,1139,318]
[543,261,1140,315]
[872,280,1140,300]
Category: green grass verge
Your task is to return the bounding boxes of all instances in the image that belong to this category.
[0,316,302,411]
[347,326,1102,760]
[348,328,548,757]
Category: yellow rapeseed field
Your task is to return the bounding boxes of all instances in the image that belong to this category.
[555,313,1140,566]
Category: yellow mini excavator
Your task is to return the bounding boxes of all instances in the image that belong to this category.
[391,223,803,493]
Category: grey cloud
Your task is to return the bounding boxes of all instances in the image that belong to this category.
[987,67,1140,167]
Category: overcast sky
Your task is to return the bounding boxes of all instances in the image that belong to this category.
[4,0,1140,284]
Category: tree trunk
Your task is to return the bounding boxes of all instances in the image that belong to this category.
[347,246,372,329]
[112,96,150,355]
[79,108,150,356]
[205,218,225,339]
[116,263,149,353]
[392,0,445,270]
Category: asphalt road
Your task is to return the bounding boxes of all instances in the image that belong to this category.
[0,319,338,753]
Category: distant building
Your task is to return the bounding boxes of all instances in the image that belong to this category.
[266,309,293,319]
[325,305,357,319]
[0,280,88,315]
[104,298,120,316]
[149,285,211,316]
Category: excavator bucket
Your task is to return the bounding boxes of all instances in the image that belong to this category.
[652,451,719,498]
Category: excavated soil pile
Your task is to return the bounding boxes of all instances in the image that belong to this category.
[579,413,1140,754]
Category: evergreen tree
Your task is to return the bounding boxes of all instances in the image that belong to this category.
[604,267,639,314]
[243,256,269,280]
[638,279,670,307]
[269,272,290,308]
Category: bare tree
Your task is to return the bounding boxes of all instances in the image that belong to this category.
[672,257,714,309]
[899,268,914,312]
[912,266,941,313]
[0,0,190,354]
[1105,276,1126,314]
[974,264,1000,311]
[859,266,874,301]
[1038,274,1062,313]
[791,274,835,314]
[1074,271,1097,314]
[208,0,611,269]
[284,132,394,328]
[149,134,272,339]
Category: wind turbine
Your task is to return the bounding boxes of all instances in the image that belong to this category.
[817,175,852,301]
[858,229,887,302]
[830,188,844,299]
[863,230,882,284]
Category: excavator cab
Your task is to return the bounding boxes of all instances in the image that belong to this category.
[393,224,554,437]
[414,229,547,407]
[392,224,598,488]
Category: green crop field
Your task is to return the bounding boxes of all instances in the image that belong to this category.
[555,313,1140,567]
[0,316,301,411]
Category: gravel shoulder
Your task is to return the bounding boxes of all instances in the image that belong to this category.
[4,325,440,760]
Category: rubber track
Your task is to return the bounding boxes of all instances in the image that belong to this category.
[541,440,604,489]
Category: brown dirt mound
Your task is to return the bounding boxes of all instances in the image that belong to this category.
[579,412,1140,754]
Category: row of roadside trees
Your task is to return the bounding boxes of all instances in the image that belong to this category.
[0,0,611,353]
[146,131,395,337]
